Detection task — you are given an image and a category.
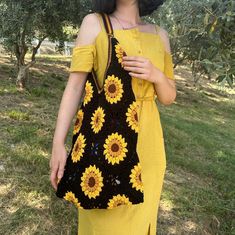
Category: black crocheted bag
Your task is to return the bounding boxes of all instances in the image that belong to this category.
[56,13,144,209]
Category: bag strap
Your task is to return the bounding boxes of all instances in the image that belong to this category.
[91,13,113,93]
[99,12,114,37]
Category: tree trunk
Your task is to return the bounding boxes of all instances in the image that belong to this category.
[16,65,29,89]
[15,36,46,89]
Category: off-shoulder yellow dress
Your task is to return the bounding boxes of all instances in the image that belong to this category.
[69,13,175,235]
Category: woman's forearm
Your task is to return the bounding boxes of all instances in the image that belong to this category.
[52,72,87,145]
[153,68,176,105]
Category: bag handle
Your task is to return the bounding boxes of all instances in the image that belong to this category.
[99,12,114,37]
[91,12,114,93]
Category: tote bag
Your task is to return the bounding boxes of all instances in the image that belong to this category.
[56,12,144,209]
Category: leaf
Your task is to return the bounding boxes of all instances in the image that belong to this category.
[226,75,233,88]
[216,75,225,83]
[204,13,209,26]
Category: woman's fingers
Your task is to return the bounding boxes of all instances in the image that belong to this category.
[57,160,65,180]
[122,56,157,83]
[50,166,58,190]
[128,72,148,80]
[122,57,149,79]
[123,66,146,74]
[122,55,146,62]
[122,60,144,67]
[49,144,67,191]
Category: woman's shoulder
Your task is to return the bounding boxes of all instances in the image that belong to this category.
[138,23,173,56]
[81,12,102,31]
[156,26,172,54]
[74,13,103,47]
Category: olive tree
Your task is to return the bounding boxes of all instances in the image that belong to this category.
[0,0,91,89]
[158,0,234,87]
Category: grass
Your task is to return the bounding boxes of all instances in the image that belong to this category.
[0,56,234,235]
[157,67,235,234]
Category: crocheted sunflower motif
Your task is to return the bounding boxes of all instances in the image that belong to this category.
[90,106,106,134]
[71,133,86,163]
[104,74,124,104]
[80,165,104,199]
[107,194,132,209]
[115,43,126,67]
[73,109,84,135]
[129,162,144,192]
[63,191,83,209]
[103,132,128,165]
[126,101,140,133]
[83,80,94,105]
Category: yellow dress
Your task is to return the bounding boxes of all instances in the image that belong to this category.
[69,13,175,235]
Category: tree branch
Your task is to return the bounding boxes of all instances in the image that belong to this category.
[31,35,47,62]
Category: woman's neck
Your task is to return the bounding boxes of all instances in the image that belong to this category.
[111,0,142,26]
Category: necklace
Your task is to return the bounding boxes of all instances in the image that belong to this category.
[112,13,144,30]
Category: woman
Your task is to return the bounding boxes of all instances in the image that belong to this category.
[50,0,176,234]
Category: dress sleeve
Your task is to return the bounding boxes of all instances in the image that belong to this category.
[69,44,96,73]
[164,50,175,80]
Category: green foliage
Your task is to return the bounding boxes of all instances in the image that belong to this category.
[0,0,234,88]
[0,0,91,55]
[0,0,92,87]
[158,0,234,87]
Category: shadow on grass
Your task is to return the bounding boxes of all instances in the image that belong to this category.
[0,127,78,235]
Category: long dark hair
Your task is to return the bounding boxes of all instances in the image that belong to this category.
[91,0,164,17]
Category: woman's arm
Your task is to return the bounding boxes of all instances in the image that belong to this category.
[52,73,86,146]
[153,28,176,105]
[50,13,100,190]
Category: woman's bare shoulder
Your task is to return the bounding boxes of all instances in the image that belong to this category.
[74,13,102,46]
[157,26,172,54]
[82,12,101,29]
[143,24,171,53]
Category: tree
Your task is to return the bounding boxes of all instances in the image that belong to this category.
[158,0,234,87]
[0,0,91,89]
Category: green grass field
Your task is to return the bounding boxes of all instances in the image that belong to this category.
[0,55,234,235]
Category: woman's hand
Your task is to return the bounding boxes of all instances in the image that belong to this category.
[122,55,164,84]
[122,55,176,105]
[49,143,67,190]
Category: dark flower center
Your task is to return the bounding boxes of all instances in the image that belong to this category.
[75,118,80,125]
[95,116,99,123]
[134,112,138,121]
[75,143,80,151]
[111,143,119,152]
[108,84,116,93]
[88,176,96,187]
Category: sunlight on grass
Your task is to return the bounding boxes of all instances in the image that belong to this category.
[201,93,233,103]
[209,82,235,95]
[6,110,30,121]
[0,182,11,197]
[160,198,174,212]
[182,220,198,233]
[23,191,50,209]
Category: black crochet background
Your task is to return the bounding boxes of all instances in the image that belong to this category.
[56,36,144,209]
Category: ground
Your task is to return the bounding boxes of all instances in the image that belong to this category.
[0,54,234,235]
